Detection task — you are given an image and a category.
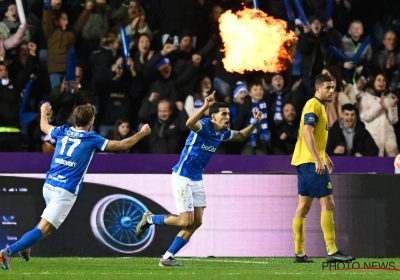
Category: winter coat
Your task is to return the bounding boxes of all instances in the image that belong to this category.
[327,118,379,156]
[358,91,399,156]
[43,9,91,74]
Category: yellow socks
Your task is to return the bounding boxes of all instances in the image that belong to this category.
[293,217,305,255]
[321,210,338,255]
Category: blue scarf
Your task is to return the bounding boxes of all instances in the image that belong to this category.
[274,91,283,123]
[248,99,270,147]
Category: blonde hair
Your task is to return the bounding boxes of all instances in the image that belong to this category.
[73,104,96,127]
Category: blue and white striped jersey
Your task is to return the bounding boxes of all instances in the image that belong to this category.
[45,125,108,195]
[172,118,232,181]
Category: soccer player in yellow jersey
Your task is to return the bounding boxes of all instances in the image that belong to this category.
[291,74,356,263]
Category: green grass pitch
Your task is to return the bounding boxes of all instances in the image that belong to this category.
[1,257,400,279]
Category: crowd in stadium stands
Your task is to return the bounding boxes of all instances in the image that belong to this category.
[0,0,399,156]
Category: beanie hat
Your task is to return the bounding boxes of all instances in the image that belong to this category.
[233,81,248,99]
[156,57,170,70]
[308,15,321,24]
[179,29,193,43]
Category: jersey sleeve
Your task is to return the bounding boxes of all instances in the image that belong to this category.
[303,103,319,127]
[196,118,210,135]
[92,134,109,151]
[49,126,65,139]
[222,129,233,141]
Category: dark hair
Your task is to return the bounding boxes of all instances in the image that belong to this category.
[341,103,356,112]
[193,75,212,97]
[209,102,228,116]
[100,33,117,47]
[365,72,390,95]
[325,65,345,92]
[315,74,333,87]
[111,118,131,140]
[248,81,263,90]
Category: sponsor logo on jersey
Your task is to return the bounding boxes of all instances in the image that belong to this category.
[201,143,217,153]
[48,174,67,183]
[55,158,77,167]
[67,131,83,138]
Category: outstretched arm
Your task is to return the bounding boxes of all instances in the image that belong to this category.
[104,124,151,151]
[230,108,262,141]
[40,102,54,135]
[186,91,216,131]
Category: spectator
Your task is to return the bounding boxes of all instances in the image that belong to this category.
[0,61,26,151]
[274,102,299,155]
[141,43,198,116]
[131,33,154,78]
[0,21,28,62]
[90,32,120,91]
[80,0,128,63]
[0,3,30,43]
[140,99,189,154]
[340,20,373,84]
[107,118,137,153]
[327,103,379,156]
[42,1,93,89]
[48,66,92,126]
[95,57,138,137]
[266,72,299,150]
[235,81,270,155]
[322,65,357,127]
[358,73,399,156]
[372,30,400,91]
[120,0,152,51]
[184,75,213,117]
[229,81,248,127]
[297,15,341,108]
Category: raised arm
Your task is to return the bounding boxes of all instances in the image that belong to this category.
[40,102,54,135]
[186,91,216,131]
[230,108,262,141]
[104,124,151,152]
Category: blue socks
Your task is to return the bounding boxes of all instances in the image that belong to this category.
[8,228,43,255]
[151,214,166,225]
[167,236,187,255]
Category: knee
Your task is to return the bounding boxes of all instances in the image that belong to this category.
[178,217,194,228]
[296,205,311,217]
[325,202,335,211]
[192,219,202,230]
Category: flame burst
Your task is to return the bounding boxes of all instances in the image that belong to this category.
[219,8,297,73]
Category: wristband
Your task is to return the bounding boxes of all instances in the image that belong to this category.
[251,119,259,126]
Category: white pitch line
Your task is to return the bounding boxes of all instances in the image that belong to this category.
[183,259,269,264]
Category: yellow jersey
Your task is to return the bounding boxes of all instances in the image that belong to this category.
[291,97,328,166]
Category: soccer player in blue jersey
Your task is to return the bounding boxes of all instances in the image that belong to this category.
[135,92,262,266]
[0,103,151,270]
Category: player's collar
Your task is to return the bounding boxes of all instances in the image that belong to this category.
[313,96,325,105]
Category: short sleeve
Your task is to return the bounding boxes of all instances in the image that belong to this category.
[303,103,319,127]
[222,130,233,141]
[49,126,64,139]
[196,118,210,134]
[92,134,109,151]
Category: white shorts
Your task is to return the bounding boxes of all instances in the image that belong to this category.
[171,172,206,213]
[41,183,77,229]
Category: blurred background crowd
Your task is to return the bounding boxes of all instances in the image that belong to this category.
[0,0,399,157]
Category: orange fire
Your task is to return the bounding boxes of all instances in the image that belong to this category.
[219,8,297,73]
